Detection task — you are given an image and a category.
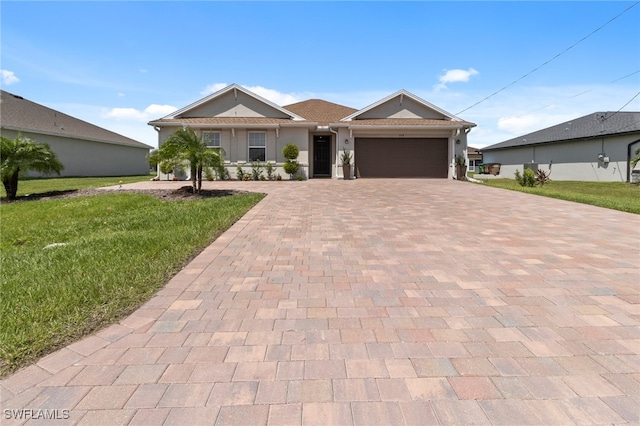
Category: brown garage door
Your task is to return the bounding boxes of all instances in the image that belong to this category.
[355,138,448,178]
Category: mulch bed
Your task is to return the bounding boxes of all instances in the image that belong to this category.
[1,186,251,203]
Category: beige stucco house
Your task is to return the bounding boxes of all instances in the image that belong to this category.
[1,90,152,177]
[148,84,476,179]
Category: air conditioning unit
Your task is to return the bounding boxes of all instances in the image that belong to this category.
[523,163,538,172]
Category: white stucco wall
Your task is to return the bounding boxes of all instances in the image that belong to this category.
[2,129,150,177]
[482,134,640,182]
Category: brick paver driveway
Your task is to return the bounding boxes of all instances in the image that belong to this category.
[2,179,639,425]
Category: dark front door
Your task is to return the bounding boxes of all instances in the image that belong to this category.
[313,135,331,176]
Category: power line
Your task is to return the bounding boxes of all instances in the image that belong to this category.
[524,69,640,115]
[455,2,640,116]
[602,90,640,123]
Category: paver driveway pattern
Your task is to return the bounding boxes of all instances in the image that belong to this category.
[2,179,639,425]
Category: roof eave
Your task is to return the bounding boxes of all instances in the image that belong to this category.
[1,124,152,150]
[341,89,465,122]
[159,83,305,121]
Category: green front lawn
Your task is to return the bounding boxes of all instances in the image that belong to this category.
[1,174,155,198]
[478,179,640,214]
[0,190,264,376]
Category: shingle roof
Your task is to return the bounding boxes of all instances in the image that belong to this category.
[1,90,152,149]
[482,111,640,151]
[283,99,358,125]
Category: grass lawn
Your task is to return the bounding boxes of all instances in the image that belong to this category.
[477,178,640,214]
[0,190,264,376]
[0,174,155,198]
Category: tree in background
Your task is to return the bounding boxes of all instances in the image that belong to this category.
[154,127,223,192]
[1,134,64,199]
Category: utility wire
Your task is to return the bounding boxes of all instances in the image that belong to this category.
[524,69,640,114]
[602,90,640,123]
[455,2,640,116]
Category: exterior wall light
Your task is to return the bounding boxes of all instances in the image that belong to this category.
[345,139,349,145]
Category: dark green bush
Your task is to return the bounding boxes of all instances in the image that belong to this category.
[283,144,299,161]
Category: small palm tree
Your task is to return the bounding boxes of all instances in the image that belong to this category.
[1,134,64,199]
[157,127,223,193]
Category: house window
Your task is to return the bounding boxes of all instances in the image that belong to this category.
[248,132,266,161]
[202,131,221,148]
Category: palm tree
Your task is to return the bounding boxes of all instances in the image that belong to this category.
[1,134,64,199]
[157,127,223,193]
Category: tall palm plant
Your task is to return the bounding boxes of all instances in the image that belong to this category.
[157,127,223,193]
[1,135,64,199]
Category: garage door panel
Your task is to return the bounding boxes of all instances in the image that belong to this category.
[355,138,448,178]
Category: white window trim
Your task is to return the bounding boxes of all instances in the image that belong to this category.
[202,130,221,148]
[248,131,266,162]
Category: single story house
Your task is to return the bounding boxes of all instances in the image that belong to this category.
[1,90,152,177]
[148,84,476,179]
[481,111,640,182]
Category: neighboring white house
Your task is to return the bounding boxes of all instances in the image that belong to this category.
[481,112,640,182]
[1,90,152,177]
[148,84,476,179]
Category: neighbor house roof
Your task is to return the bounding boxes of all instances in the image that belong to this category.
[0,90,152,149]
[284,99,358,126]
[482,111,640,151]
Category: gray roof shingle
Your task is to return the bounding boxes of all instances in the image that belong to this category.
[482,111,640,151]
[1,90,152,149]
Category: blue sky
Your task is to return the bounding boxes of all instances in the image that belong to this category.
[2,1,639,148]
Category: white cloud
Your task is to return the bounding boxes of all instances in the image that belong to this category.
[1,69,20,85]
[435,68,479,91]
[103,104,177,122]
[201,83,229,95]
[201,83,305,106]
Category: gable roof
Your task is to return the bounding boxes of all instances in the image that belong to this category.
[284,99,357,126]
[158,83,305,121]
[342,89,468,123]
[0,90,151,149]
[148,86,476,130]
[483,111,640,151]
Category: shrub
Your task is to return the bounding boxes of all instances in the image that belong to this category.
[282,144,299,161]
[283,161,299,178]
[236,165,244,181]
[266,162,275,180]
[535,169,551,186]
[282,143,300,179]
[515,168,536,187]
[251,161,264,181]
[204,167,214,181]
[216,164,229,180]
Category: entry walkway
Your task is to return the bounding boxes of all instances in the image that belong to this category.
[2,179,639,425]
